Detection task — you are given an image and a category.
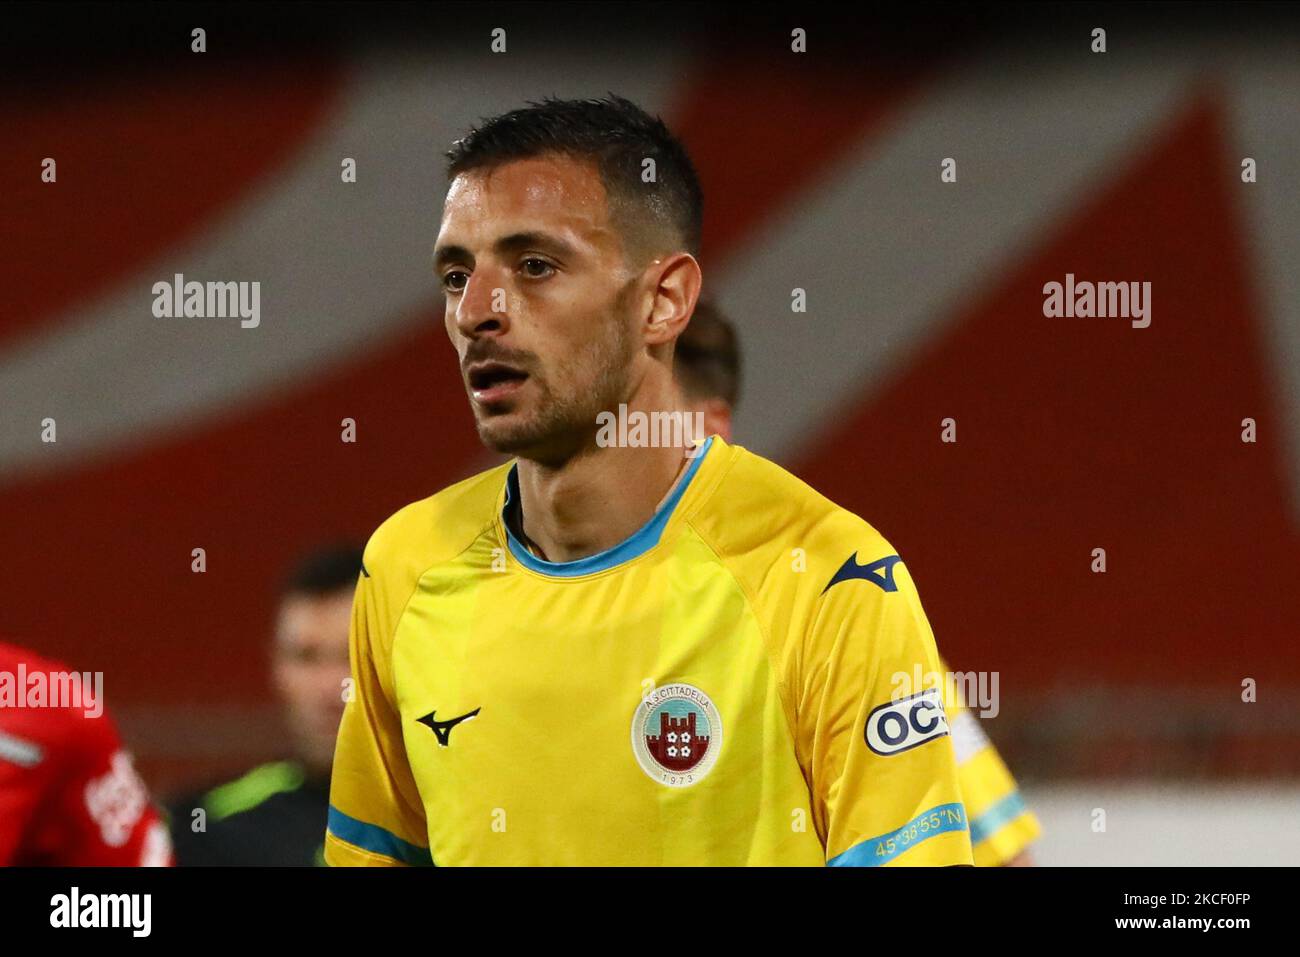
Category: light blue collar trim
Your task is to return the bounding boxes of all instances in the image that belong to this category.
[503,437,714,578]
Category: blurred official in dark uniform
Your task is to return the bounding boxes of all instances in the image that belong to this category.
[169,545,360,865]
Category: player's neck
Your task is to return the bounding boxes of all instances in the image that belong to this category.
[513,393,697,564]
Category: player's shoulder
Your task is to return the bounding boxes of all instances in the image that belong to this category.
[692,439,896,568]
[363,460,512,579]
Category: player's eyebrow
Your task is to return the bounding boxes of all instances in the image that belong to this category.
[432,243,472,271]
[433,231,579,271]
[493,231,578,260]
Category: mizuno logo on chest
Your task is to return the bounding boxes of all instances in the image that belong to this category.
[417,707,481,746]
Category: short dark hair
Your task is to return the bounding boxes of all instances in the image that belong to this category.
[445,94,703,258]
[676,300,741,409]
[281,543,364,599]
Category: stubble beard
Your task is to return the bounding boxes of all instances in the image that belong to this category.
[476,296,638,465]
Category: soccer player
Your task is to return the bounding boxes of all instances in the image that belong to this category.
[0,640,172,866]
[675,301,1041,866]
[169,545,360,865]
[327,96,974,866]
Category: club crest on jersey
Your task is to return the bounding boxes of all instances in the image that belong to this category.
[864,688,950,756]
[631,683,723,788]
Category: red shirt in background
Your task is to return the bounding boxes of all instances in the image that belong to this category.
[0,641,171,866]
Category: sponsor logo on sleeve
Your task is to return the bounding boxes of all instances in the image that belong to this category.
[864,688,949,756]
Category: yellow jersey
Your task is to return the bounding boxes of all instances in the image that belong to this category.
[326,436,974,866]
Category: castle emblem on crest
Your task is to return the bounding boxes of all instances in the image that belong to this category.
[631,683,723,787]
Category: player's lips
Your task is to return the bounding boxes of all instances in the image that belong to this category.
[466,361,529,404]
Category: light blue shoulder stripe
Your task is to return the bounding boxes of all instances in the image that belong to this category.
[969,790,1030,846]
[828,802,969,867]
[327,805,434,866]
[503,437,714,577]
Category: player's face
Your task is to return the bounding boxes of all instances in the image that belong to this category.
[273,590,352,777]
[435,155,642,462]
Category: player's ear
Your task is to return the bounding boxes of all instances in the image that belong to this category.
[644,252,701,348]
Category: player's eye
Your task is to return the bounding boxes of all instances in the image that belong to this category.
[520,257,555,279]
[442,270,469,293]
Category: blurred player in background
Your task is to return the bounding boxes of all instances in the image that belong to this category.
[0,640,171,866]
[675,300,1040,866]
[169,544,361,865]
[673,300,740,442]
[328,95,974,867]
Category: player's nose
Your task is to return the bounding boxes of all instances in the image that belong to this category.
[454,271,510,339]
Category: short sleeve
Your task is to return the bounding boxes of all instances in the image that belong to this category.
[796,551,973,867]
[325,570,431,866]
